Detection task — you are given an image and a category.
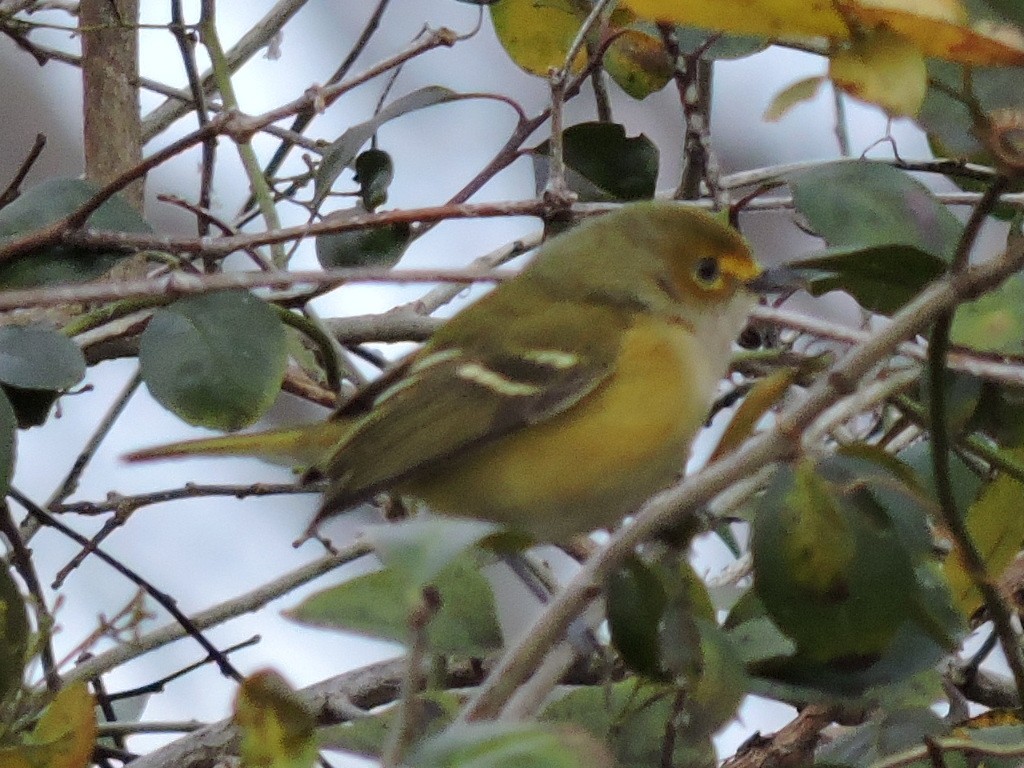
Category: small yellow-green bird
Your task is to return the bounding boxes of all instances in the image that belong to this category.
[126,202,762,541]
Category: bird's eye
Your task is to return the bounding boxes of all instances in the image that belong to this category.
[694,256,720,285]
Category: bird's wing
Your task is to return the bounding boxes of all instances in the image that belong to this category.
[309,298,629,517]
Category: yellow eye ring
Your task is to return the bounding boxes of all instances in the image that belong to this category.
[694,256,721,286]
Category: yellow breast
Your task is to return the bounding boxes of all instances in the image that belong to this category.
[404,315,720,541]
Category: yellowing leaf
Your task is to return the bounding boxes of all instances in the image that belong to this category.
[847,0,1024,65]
[623,0,1024,67]
[711,368,797,460]
[234,670,317,768]
[623,0,850,40]
[604,28,673,99]
[764,76,827,121]
[0,683,98,768]
[943,449,1024,617]
[490,0,588,76]
[829,31,927,117]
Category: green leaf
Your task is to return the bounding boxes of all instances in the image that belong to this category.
[727,616,797,665]
[542,681,715,768]
[606,556,667,679]
[0,326,86,390]
[0,564,28,704]
[951,270,1024,356]
[139,291,288,430]
[286,554,502,656]
[0,390,19,490]
[353,149,394,211]
[317,691,460,759]
[0,178,151,288]
[314,87,459,208]
[943,446,1024,616]
[790,161,963,261]
[234,670,317,768]
[532,123,659,201]
[364,517,500,588]
[817,708,947,767]
[410,723,614,768]
[764,76,827,122]
[315,205,411,269]
[672,26,767,60]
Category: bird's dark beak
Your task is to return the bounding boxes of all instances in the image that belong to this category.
[746,265,809,294]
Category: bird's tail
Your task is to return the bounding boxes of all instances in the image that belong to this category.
[123,420,352,471]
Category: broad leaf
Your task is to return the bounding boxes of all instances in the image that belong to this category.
[139,291,288,430]
[234,670,316,768]
[0,178,151,288]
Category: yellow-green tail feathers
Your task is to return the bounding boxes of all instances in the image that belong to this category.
[124,420,352,470]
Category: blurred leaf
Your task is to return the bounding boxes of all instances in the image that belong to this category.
[0,391,18,492]
[607,555,667,679]
[287,554,502,656]
[353,149,394,210]
[818,708,947,767]
[0,682,97,768]
[752,456,960,665]
[829,31,927,117]
[234,670,316,768]
[542,681,715,768]
[314,87,459,207]
[315,206,411,269]
[0,564,27,705]
[673,26,767,59]
[622,0,1024,65]
[711,367,797,460]
[968,382,1024,446]
[532,122,658,201]
[943,446,1024,616]
[951,270,1024,356]
[790,161,962,261]
[764,76,827,122]
[489,0,588,77]
[917,369,984,436]
[899,439,983,514]
[727,616,797,665]
[139,291,288,430]
[683,620,747,740]
[410,723,614,768]
[364,517,499,588]
[0,178,151,288]
[317,691,460,759]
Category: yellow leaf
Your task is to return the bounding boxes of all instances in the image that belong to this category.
[623,0,1024,67]
[846,0,1024,66]
[829,31,927,117]
[622,0,850,40]
[0,683,97,768]
[942,448,1024,617]
[711,368,798,461]
[490,0,589,77]
[764,76,827,122]
[604,28,673,99]
[234,670,316,768]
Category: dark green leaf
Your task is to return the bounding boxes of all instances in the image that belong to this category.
[0,391,17,492]
[139,291,287,430]
[532,123,658,201]
[790,161,962,261]
[817,709,947,767]
[315,206,411,269]
[606,556,667,679]
[0,563,28,704]
[789,244,946,315]
[2,385,61,429]
[0,326,86,390]
[314,87,459,207]
[0,178,151,288]
[673,26,767,60]
[286,555,502,656]
[353,149,394,211]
